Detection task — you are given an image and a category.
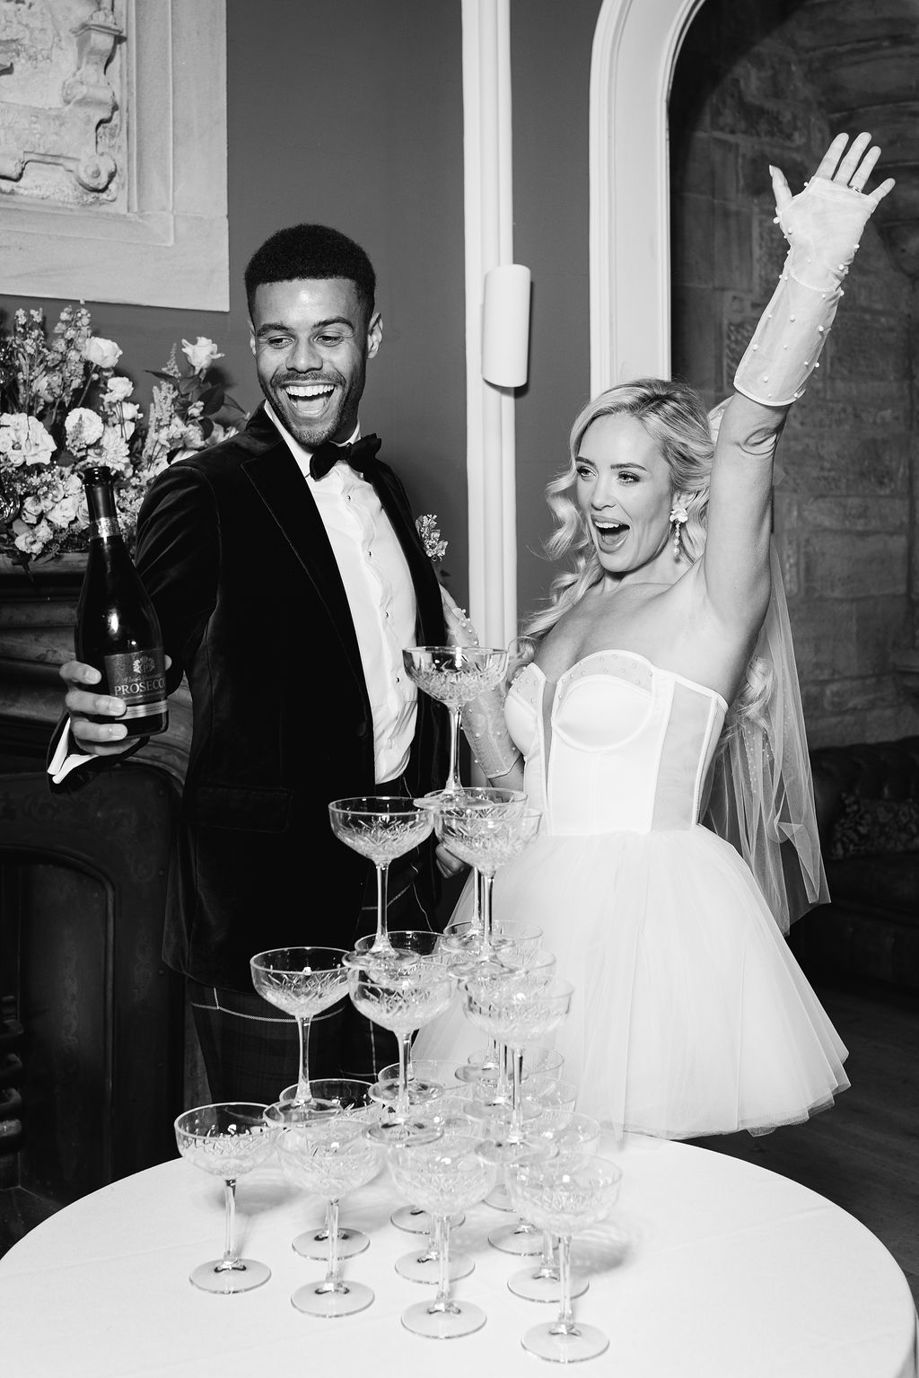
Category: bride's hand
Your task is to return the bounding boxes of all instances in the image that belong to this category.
[770,131,895,287]
[439,585,480,648]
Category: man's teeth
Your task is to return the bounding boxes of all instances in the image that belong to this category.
[286,384,333,398]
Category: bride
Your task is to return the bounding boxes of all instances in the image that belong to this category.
[415,132,895,1139]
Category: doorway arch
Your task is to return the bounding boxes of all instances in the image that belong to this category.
[589,0,707,395]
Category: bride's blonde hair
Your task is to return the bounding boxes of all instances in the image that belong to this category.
[514,378,770,729]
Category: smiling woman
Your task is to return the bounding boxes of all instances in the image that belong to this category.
[415,132,896,1144]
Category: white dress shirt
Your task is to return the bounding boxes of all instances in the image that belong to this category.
[265,404,418,783]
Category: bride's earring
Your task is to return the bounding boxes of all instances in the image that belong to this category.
[669,503,688,560]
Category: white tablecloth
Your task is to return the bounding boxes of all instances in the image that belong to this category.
[1,1133,916,1378]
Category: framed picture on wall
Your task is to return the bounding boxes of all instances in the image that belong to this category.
[0,0,228,310]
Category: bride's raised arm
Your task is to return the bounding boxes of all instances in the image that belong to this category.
[700,132,894,634]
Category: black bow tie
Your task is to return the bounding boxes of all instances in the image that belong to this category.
[308,433,382,481]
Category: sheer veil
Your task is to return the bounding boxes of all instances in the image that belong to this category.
[701,402,830,934]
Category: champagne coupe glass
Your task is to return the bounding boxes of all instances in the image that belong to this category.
[506,1153,623,1362]
[273,1114,384,1317]
[487,1087,584,1257]
[390,1109,480,1285]
[250,946,348,1111]
[345,951,456,1144]
[390,1130,498,1338]
[403,645,509,797]
[435,806,542,959]
[463,969,573,1155]
[417,786,526,931]
[328,796,434,953]
[266,1081,376,1261]
[353,929,447,1101]
[509,1114,602,1302]
[465,950,557,1112]
[173,1102,276,1294]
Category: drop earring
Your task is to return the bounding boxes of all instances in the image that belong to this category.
[669,503,688,560]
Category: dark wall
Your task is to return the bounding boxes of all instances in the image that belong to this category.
[0,1,604,626]
[0,0,469,598]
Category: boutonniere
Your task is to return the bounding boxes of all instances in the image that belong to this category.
[415,513,448,565]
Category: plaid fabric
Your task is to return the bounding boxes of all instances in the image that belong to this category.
[188,841,437,1105]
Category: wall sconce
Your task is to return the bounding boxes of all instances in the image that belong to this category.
[481,263,531,387]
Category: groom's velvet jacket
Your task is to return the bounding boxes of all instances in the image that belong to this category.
[54,406,449,990]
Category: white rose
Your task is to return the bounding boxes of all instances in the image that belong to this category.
[105,375,134,402]
[0,413,56,466]
[45,487,83,529]
[181,336,222,373]
[13,516,53,555]
[21,492,45,521]
[65,408,105,451]
[84,337,123,370]
[98,428,131,472]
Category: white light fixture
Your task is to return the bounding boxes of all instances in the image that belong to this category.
[481,263,531,387]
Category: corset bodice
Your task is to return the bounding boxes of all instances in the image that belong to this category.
[506,650,727,835]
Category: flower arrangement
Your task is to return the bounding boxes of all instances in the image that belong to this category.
[0,303,247,570]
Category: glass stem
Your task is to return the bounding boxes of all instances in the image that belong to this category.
[551,1233,577,1334]
[445,707,461,793]
[480,872,495,952]
[430,1214,454,1314]
[471,868,483,930]
[295,1015,312,1103]
[509,1045,524,1141]
[218,1178,239,1271]
[418,1218,438,1265]
[395,1031,413,1120]
[374,861,391,949]
[325,1198,341,1286]
[536,1229,557,1279]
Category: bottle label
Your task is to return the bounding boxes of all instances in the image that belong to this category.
[91,516,119,539]
[104,649,168,720]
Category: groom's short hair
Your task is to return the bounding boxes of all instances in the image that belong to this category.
[244,224,376,321]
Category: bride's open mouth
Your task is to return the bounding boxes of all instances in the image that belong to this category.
[593,518,629,552]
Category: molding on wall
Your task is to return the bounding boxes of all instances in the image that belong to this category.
[589,0,706,395]
[0,0,229,311]
[461,0,518,652]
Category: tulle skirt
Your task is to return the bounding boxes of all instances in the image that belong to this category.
[415,825,849,1140]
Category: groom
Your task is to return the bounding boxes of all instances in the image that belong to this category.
[48,223,449,1101]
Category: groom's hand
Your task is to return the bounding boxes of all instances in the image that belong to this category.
[435,841,468,879]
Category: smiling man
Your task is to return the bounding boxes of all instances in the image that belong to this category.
[48,224,450,1103]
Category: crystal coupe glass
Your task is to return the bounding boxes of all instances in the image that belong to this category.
[273,1114,384,1317]
[328,796,434,953]
[506,1153,623,1362]
[345,949,455,1144]
[435,805,541,959]
[403,645,509,796]
[265,1081,376,1261]
[390,1129,498,1338]
[250,946,348,1111]
[508,1113,602,1302]
[173,1102,276,1294]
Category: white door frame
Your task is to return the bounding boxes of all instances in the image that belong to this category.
[461,0,706,644]
[589,0,707,394]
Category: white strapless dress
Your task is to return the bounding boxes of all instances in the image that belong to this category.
[415,650,849,1139]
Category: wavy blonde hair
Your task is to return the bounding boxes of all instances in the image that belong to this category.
[512,378,769,730]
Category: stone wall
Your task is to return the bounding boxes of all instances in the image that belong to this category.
[670,0,919,747]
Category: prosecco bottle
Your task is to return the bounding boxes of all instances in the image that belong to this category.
[75,465,168,737]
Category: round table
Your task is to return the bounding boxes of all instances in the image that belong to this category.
[1,1132,916,1377]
